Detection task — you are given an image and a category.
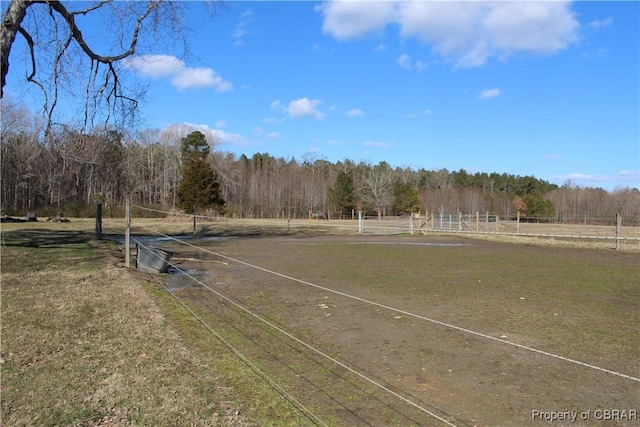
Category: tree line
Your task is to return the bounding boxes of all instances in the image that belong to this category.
[2,2,637,225]
[2,107,638,224]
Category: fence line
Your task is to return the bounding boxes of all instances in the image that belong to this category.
[358,212,639,247]
[126,204,640,249]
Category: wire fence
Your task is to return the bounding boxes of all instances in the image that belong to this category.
[116,204,640,251]
[356,212,640,250]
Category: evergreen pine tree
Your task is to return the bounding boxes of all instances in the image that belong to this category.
[328,170,356,218]
[176,131,225,214]
[392,180,420,214]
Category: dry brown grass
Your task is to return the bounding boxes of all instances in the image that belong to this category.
[0,222,312,426]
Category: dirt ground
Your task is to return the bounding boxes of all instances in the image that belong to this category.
[148,232,639,427]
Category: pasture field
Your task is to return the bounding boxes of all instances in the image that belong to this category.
[1,217,639,426]
[152,228,639,426]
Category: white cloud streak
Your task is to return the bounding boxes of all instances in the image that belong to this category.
[480,88,502,99]
[587,17,613,30]
[346,108,365,117]
[553,170,640,185]
[231,9,255,47]
[363,140,394,148]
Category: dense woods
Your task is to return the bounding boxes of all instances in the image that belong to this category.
[1,105,638,223]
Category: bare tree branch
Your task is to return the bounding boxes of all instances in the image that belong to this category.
[43,0,161,64]
[2,0,208,131]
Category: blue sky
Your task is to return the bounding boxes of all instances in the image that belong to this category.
[6,1,640,190]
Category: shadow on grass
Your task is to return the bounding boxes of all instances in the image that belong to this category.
[1,229,115,274]
[194,223,339,238]
[107,225,327,244]
[2,229,93,249]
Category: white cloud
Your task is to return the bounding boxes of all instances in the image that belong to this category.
[316,1,396,40]
[398,53,412,69]
[288,98,324,119]
[553,170,640,185]
[212,129,252,147]
[619,170,639,181]
[160,122,250,148]
[407,109,432,119]
[125,54,184,78]
[317,1,579,68]
[587,17,613,30]
[172,67,232,91]
[480,88,502,99]
[160,122,217,144]
[363,140,394,148]
[232,9,255,46]
[272,98,324,120]
[374,43,387,51]
[125,54,232,92]
[581,48,609,59]
[312,43,332,53]
[270,100,282,110]
[215,120,227,129]
[397,53,426,70]
[265,132,281,140]
[346,108,365,117]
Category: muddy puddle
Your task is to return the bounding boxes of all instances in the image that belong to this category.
[163,268,227,293]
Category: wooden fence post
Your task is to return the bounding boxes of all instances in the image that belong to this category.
[615,213,622,251]
[125,197,131,268]
[95,203,102,239]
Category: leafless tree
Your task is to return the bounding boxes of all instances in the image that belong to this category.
[361,161,393,219]
[1,0,220,131]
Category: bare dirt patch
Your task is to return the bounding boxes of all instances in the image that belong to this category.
[157,232,640,426]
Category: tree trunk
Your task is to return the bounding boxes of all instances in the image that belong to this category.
[1,0,29,98]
